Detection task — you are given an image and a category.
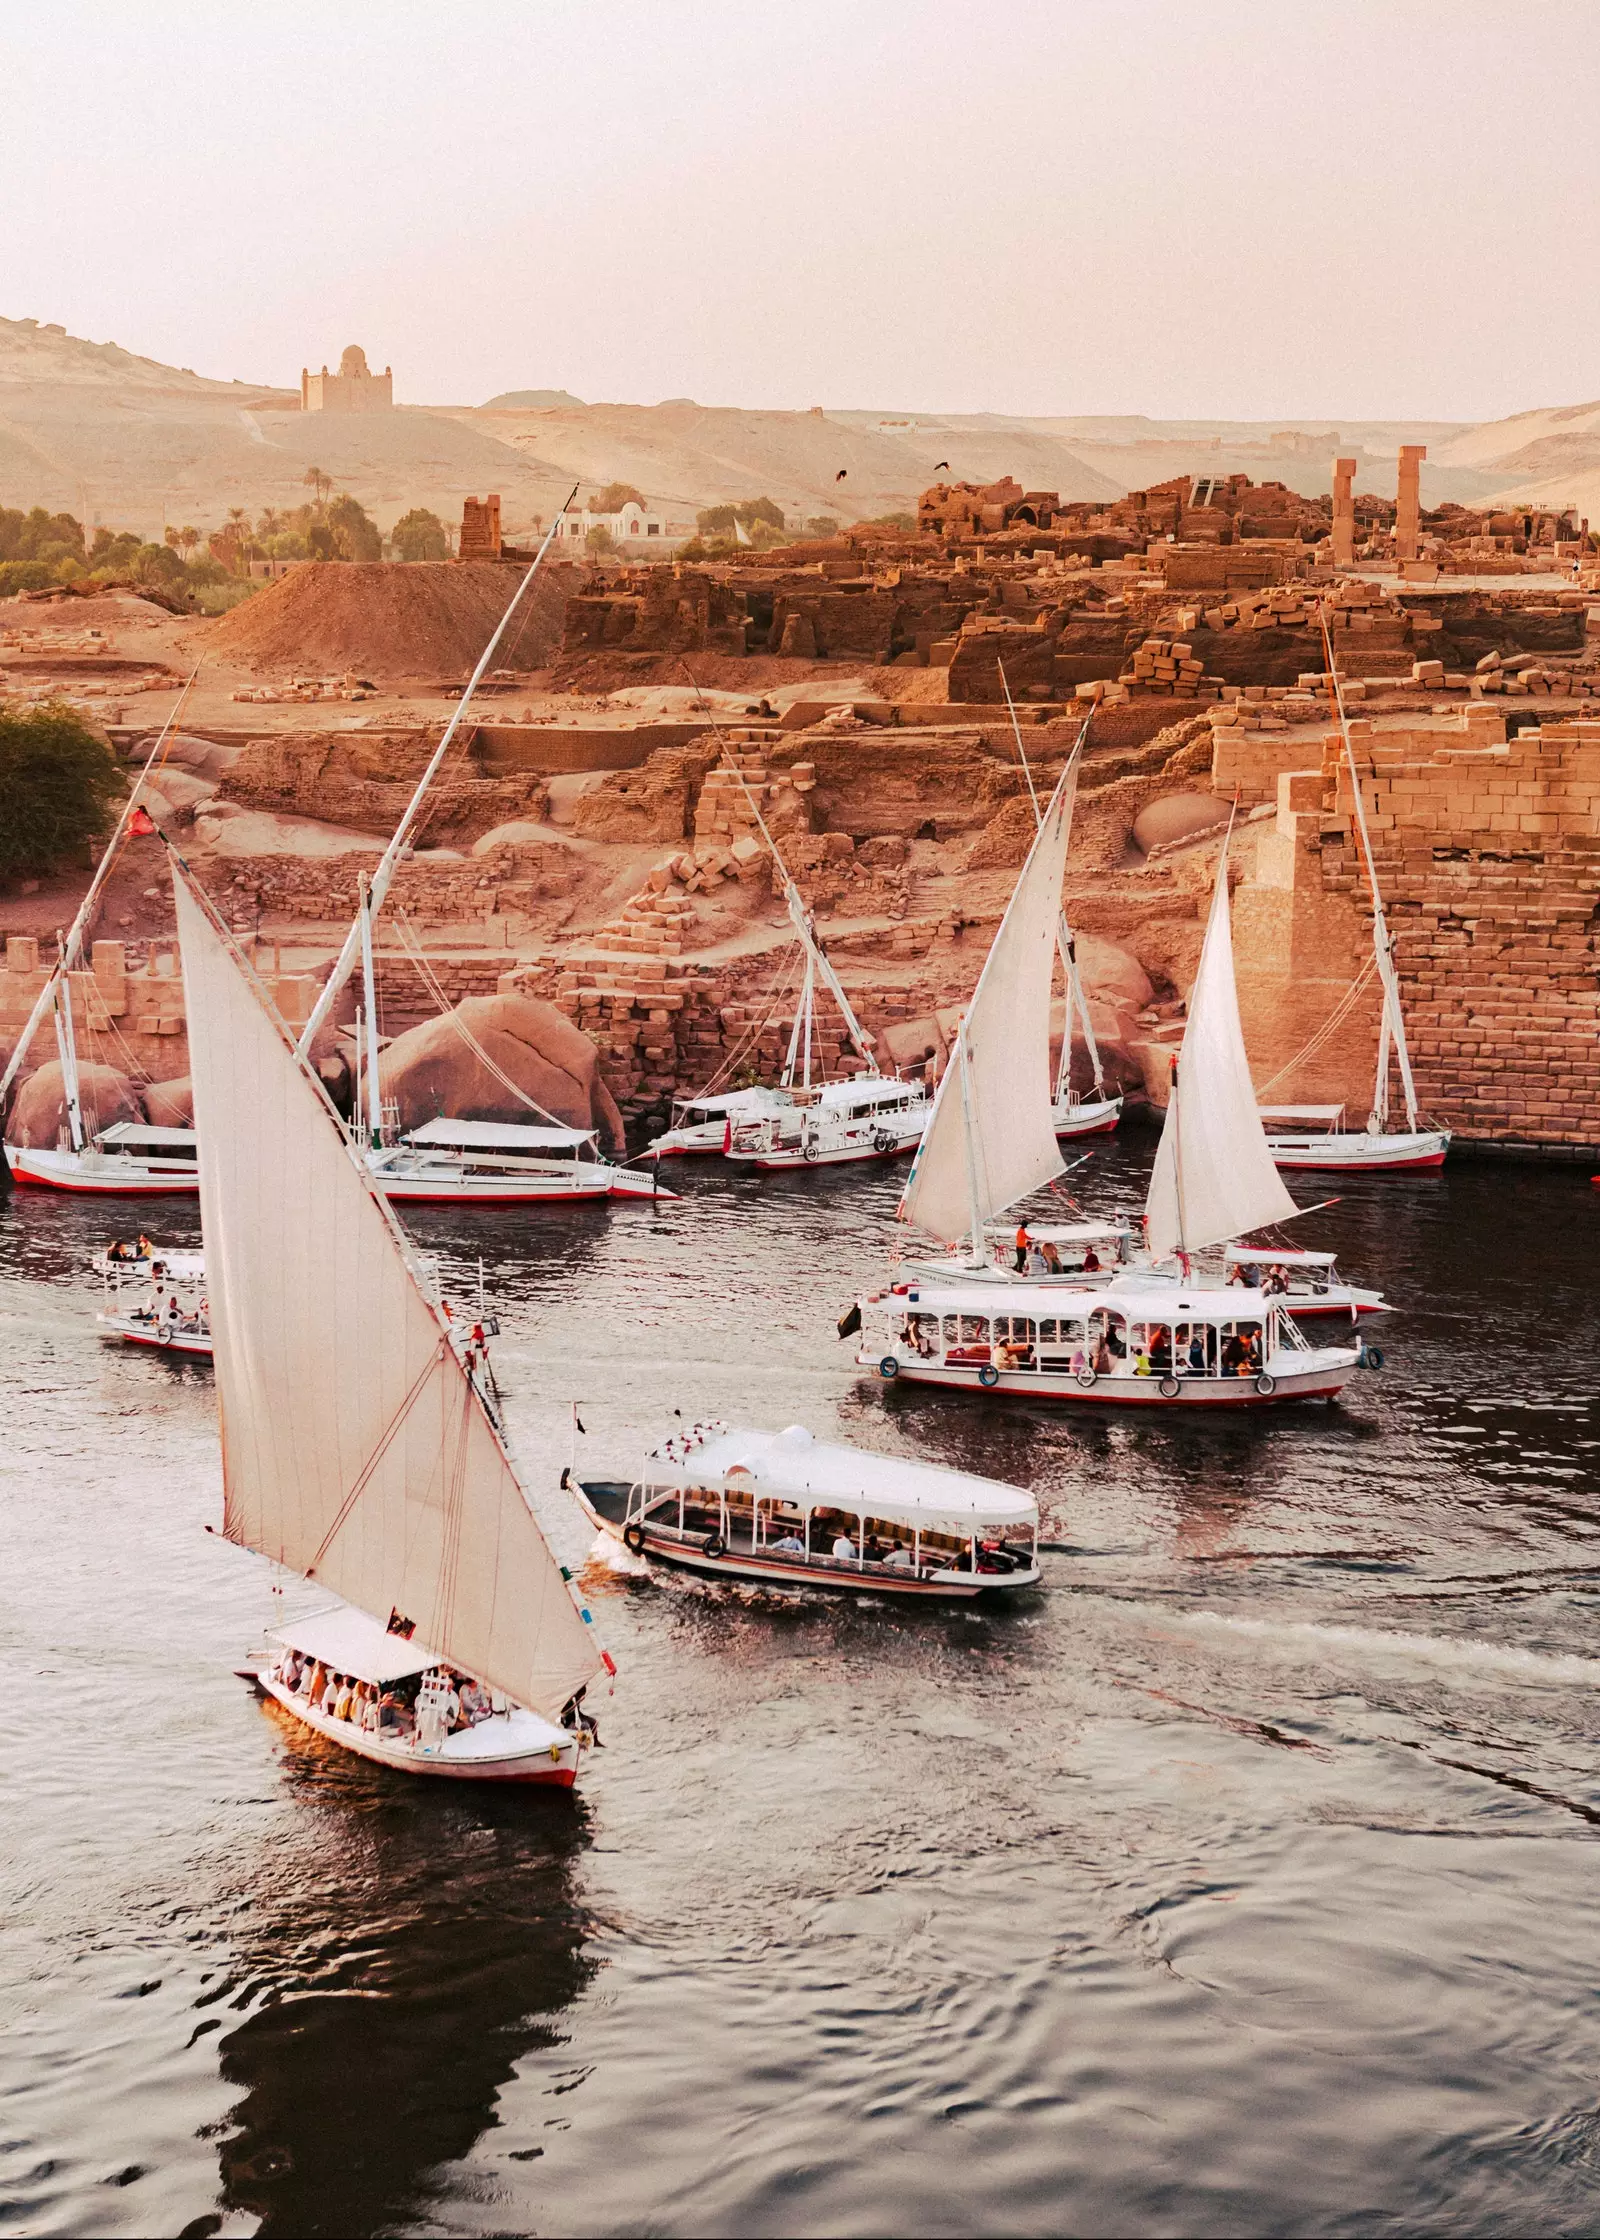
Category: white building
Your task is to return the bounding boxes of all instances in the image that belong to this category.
[552,500,692,549]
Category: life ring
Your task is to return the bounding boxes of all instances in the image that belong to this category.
[157,1323,173,1346]
[978,1363,1000,1387]
[703,1532,726,1560]
[1159,1375,1181,1398]
[873,1130,894,1153]
[1075,1366,1097,1389]
[803,1141,820,1162]
[878,1354,900,1379]
[1363,1344,1385,1370]
[623,1520,646,1553]
[1255,1372,1277,1396]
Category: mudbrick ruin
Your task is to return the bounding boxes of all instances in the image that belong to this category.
[3,459,1598,1156]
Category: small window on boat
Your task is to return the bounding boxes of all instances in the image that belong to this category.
[942,1313,991,1348]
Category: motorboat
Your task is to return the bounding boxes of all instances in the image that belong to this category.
[1260,643,1450,1174]
[96,1242,210,1356]
[365,1118,671,1204]
[8,1120,200,1196]
[727,1072,929,1169]
[859,1275,1366,1406]
[570,1420,1040,1596]
[169,822,613,1787]
[647,1085,794,1157]
[851,760,1370,1408]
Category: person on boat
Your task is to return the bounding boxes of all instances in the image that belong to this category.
[771,1528,805,1554]
[1241,1326,1263,1374]
[1082,1245,1102,1274]
[275,1648,305,1690]
[305,1661,328,1707]
[137,1234,153,1257]
[1025,1243,1048,1275]
[1149,1326,1172,1371]
[375,1689,402,1733]
[332,1674,356,1721]
[1013,1223,1030,1272]
[459,1675,493,1724]
[1132,1340,1153,1376]
[1042,1241,1062,1274]
[561,1689,601,1746]
[883,1541,913,1568]
[1186,1329,1209,1374]
[832,1526,858,1560]
[1221,1332,1246,1374]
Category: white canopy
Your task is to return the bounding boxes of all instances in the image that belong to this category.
[98,1122,197,1149]
[1145,839,1301,1260]
[175,870,603,1721]
[1225,1246,1337,1267]
[675,1087,789,1116]
[899,1277,1275,1327]
[273,1602,440,1686]
[985,1220,1131,1245]
[818,1076,918,1109]
[643,1423,1035,1536]
[901,759,1078,1245]
[404,1117,596,1151]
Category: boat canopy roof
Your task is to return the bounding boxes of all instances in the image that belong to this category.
[1258,1104,1346,1123]
[405,1118,596,1151]
[97,1122,196,1148]
[675,1086,789,1116]
[985,1220,1132,1244]
[896,1278,1278,1324]
[101,1247,205,1279]
[1224,1245,1337,1267]
[642,1422,1035,1535]
[272,1602,442,1685]
[817,1075,906,1108]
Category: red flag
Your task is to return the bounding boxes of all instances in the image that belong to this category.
[128,805,157,837]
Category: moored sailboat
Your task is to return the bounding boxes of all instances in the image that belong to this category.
[172,860,609,1783]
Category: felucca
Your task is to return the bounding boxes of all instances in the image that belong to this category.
[1261,621,1450,1174]
[852,785,1374,1405]
[3,694,201,1196]
[173,862,610,1782]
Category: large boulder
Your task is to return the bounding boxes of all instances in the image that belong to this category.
[1130,792,1230,854]
[144,1076,194,1127]
[378,992,625,1152]
[8,1060,143,1147]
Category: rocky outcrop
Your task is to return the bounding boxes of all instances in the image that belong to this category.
[8,1060,142,1146]
[378,991,625,1151]
[144,1076,194,1126]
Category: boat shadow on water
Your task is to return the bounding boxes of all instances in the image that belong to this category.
[208,1724,596,2240]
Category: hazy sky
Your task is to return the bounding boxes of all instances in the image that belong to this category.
[8,1,1598,423]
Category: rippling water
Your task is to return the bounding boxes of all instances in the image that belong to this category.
[2,1135,1599,2237]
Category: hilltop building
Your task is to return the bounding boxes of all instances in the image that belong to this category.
[301,344,393,413]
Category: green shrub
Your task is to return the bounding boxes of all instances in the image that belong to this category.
[0,559,55,595]
[0,702,125,878]
[391,507,449,561]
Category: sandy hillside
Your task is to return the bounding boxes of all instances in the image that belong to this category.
[205,560,578,680]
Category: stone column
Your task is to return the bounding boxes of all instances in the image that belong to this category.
[1396,445,1426,561]
[1331,457,1357,565]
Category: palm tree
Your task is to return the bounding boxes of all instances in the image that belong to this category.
[303,465,332,512]
[177,525,200,555]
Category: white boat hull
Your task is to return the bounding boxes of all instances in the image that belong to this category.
[366,1155,672,1204]
[1266,1129,1450,1173]
[98,1311,212,1358]
[728,1117,928,1170]
[6,1144,200,1195]
[859,1347,1358,1406]
[254,1673,583,1784]
[1052,1094,1123,1139]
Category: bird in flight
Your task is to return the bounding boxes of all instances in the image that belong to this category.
[934,460,950,471]
[835,468,848,481]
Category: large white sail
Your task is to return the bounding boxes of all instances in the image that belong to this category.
[1145,841,1299,1260]
[901,760,1078,1244]
[174,871,601,1719]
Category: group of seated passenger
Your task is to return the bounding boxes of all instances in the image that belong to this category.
[270,1650,495,1738]
[1009,1228,1073,1276]
[1229,1261,1291,1296]
[128,1291,208,1335]
[105,1236,156,1262]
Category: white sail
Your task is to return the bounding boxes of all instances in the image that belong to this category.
[1145,840,1299,1260]
[901,760,1077,1244]
[174,871,601,1719]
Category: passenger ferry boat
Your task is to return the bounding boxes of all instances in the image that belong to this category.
[570,1420,1039,1597]
[727,1073,930,1169]
[9,1120,200,1196]
[365,1118,670,1203]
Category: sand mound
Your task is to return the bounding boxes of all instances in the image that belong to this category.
[206,561,576,681]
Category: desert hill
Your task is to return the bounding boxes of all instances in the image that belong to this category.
[0,311,1590,540]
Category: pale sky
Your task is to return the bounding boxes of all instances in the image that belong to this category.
[7,1,1598,423]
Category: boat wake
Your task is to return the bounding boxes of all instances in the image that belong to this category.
[1112,1602,1600,1690]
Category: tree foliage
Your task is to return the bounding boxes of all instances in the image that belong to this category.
[0,507,87,566]
[390,506,450,561]
[696,495,786,537]
[593,482,645,514]
[0,703,125,879]
[586,524,617,555]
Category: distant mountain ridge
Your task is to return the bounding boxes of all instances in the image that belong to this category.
[2,312,1594,539]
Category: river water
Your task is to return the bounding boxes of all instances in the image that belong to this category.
[2,1135,1599,2238]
